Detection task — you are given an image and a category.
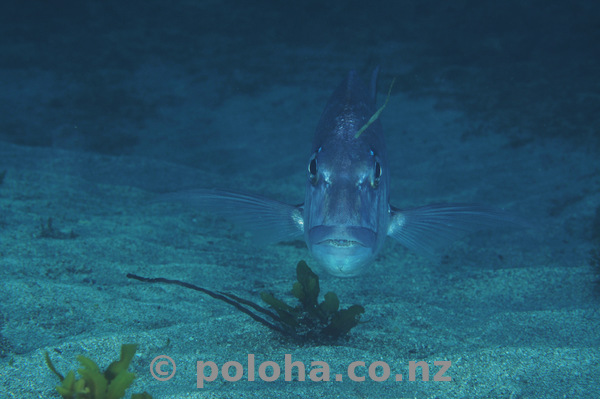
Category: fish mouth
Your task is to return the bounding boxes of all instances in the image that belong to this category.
[309,225,377,249]
[308,225,377,277]
[318,238,365,248]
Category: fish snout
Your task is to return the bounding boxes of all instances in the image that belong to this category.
[307,225,377,277]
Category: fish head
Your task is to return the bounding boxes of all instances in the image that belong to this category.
[303,71,390,277]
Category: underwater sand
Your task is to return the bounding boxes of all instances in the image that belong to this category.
[0,1,599,398]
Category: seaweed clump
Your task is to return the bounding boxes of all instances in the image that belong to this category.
[39,217,78,239]
[44,343,152,399]
[261,260,364,341]
[127,260,364,344]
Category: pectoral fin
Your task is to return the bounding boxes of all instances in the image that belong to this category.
[155,189,304,245]
[388,203,528,257]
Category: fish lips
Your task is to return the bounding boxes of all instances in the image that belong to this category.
[308,225,377,277]
[308,225,377,249]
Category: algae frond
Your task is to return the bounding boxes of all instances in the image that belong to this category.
[128,260,364,343]
[44,343,152,399]
[261,260,364,341]
[354,77,396,139]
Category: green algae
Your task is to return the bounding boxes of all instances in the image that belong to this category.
[128,260,365,344]
[261,260,364,341]
[44,344,152,399]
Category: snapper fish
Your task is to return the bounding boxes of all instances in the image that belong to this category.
[160,70,522,277]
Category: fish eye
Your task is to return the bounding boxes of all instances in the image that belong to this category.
[372,160,382,188]
[308,153,318,183]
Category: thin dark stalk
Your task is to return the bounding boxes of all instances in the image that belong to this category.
[217,291,282,322]
[126,273,297,339]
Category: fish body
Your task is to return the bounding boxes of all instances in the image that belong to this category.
[303,70,390,276]
[160,70,522,277]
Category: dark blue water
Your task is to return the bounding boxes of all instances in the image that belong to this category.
[1,1,598,398]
